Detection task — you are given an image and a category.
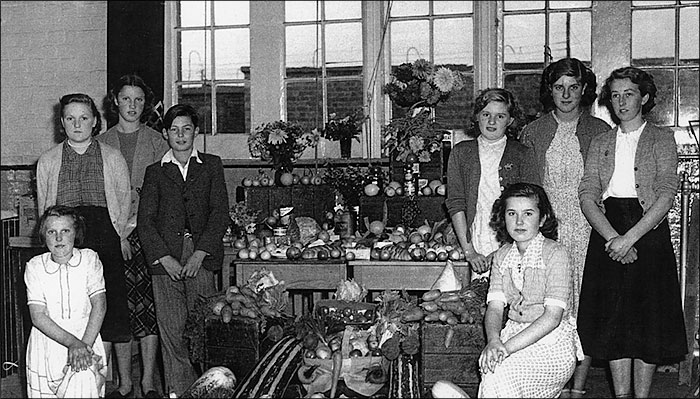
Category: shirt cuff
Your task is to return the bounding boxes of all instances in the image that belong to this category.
[486,292,507,306]
[544,297,567,309]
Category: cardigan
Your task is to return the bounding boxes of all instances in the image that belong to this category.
[487,237,572,323]
[578,123,678,215]
[36,140,131,239]
[520,111,611,183]
[445,138,541,242]
[137,152,230,274]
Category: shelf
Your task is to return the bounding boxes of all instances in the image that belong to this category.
[222,157,389,168]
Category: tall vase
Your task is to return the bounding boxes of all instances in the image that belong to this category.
[339,137,352,159]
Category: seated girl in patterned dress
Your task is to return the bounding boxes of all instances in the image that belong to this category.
[24,205,108,398]
[478,183,583,398]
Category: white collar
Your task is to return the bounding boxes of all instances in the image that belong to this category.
[160,148,203,166]
[500,233,546,272]
[477,134,507,148]
[43,248,83,274]
[617,121,646,137]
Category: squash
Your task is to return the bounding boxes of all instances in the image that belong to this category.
[430,380,470,398]
[180,366,237,398]
[388,353,421,398]
[232,336,303,398]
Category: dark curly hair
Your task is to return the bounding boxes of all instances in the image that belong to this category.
[38,205,86,247]
[59,93,102,137]
[467,88,524,140]
[539,58,598,111]
[489,182,558,244]
[108,74,156,124]
[599,66,657,125]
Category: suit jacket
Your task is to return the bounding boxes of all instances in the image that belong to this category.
[578,122,678,215]
[138,152,230,274]
[445,138,541,242]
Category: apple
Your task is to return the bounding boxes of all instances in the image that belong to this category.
[300,175,311,185]
[425,250,437,261]
[292,174,301,184]
[394,186,404,196]
[421,186,433,196]
[379,249,391,261]
[410,247,425,261]
[437,251,449,261]
[242,177,253,187]
[252,179,261,186]
[384,186,396,197]
[345,251,356,261]
[286,246,301,260]
[436,184,446,196]
[330,248,341,259]
[312,176,323,185]
[279,172,294,186]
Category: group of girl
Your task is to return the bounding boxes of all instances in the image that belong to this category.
[27,75,167,398]
[446,60,687,398]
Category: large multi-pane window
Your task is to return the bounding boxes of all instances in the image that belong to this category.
[388,1,474,132]
[174,1,250,134]
[284,1,364,132]
[631,0,699,128]
[502,1,592,120]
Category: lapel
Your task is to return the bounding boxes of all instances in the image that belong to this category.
[162,162,185,188]
[185,157,204,185]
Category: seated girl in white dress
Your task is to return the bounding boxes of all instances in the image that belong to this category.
[478,183,583,398]
[25,205,108,398]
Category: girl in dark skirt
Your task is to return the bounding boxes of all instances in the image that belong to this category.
[577,67,687,398]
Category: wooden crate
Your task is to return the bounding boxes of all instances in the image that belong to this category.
[420,323,485,398]
[359,195,448,229]
[236,185,335,223]
[204,316,259,381]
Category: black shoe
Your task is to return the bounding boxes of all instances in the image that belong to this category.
[144,391,161,399]
[106,389,133,398]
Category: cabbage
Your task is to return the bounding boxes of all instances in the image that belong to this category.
[334,279,368,302]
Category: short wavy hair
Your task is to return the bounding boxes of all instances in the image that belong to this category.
[489,182,558,244]
[108,74,156,124]
[467,88,524,140]
[59,93,102,136]
[163,103,199,131]
[539,58,598,111]
[38,205,86,247]
[599,66,657,125]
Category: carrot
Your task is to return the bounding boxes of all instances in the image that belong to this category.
[445,326,455,348]
[330,350,342,398]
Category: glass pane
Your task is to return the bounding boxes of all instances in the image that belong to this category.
[214,29,249,80]
[632,1,676,6]
[286,25,320,68]
[390,20,430,66]
[645,69,674,127]
[679,68,700,126]
[327,79,364,123]
[180,1,210,27]
[504,1,544,11]
[549,11,591,63]
[632,9,675,66]
[680,6,700,65]
[216,83,249,134]
[214,1,248,25]
[286,80,323,130]
[326,22,362,69]
[325,1,361,20]
[390,1,429,17]
[178,85,212,134]
[504,14,545,69]
[285,1,318,22]
[180,30,211,81]
[434,1,473,15]
[434,17,473,66]
[504,73,545,122]
[549,1,591,8]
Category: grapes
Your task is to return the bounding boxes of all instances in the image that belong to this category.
[401,197,421,227]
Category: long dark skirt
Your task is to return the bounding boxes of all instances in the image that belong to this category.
[76,205,131,343]
[577,198,687,365]
[125,230,159,337]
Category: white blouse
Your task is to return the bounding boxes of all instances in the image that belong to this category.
[603,122,645,200]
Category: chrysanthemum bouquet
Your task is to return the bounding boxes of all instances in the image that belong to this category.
[382,108,445,163]
[384,59,466,108]
[248,120,319,171]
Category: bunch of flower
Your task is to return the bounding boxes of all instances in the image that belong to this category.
[229,201,261,233]
[322,164,368,208]
[320,109,368,142]
[248,120,319,171]
[384,59,466,108]
[382,107,445,163]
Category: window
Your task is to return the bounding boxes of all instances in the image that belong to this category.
[174,1,250,134]
[388,1,474,132]
[502,1,593,121]
[631,0,699,128]
[284,1,364,133]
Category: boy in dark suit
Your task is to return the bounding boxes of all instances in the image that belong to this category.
[137,104,229,397]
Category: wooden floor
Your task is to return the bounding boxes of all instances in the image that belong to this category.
[2,361,697,398]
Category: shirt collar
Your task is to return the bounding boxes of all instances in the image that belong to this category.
[477,134,507,148]
[160,148,203,166]
[617,121,646,137]
[43,248,82,274]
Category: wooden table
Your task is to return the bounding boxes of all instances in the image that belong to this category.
[230,258,347,315]
[349,260,471,291]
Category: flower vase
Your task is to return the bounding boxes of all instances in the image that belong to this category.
[339,137,352,158]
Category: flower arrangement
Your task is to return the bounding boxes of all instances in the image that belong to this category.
[248,120,319,171]
[382,107,445,163]
[229,201,261,234]
[322,164,369,208]
[384,59,466,108]
[320,109,368,142]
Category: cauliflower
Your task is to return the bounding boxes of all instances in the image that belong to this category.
[333,279,368,302]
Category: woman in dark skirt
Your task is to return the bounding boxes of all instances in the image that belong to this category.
[577,67,687,398]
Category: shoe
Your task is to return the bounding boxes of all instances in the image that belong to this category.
[105,389,133,398]
[144,391,161,399]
